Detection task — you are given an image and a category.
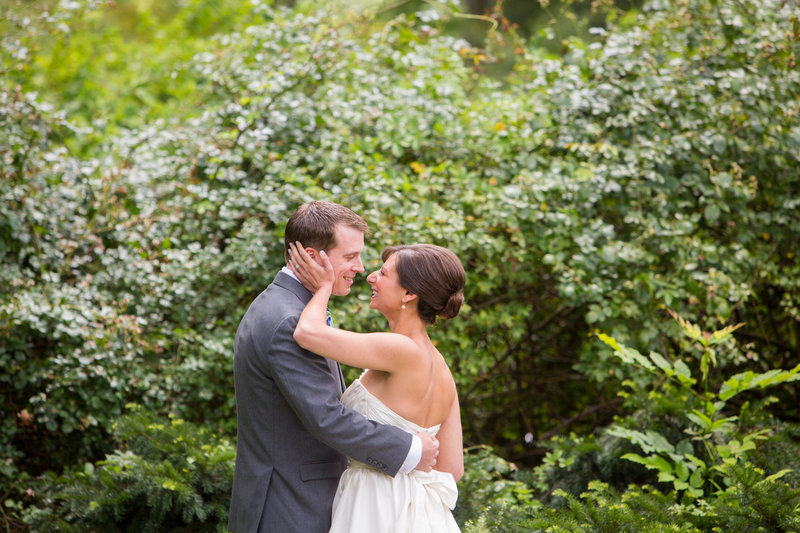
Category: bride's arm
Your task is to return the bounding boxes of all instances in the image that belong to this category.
[434,393,464,482]
[289,243,417,372]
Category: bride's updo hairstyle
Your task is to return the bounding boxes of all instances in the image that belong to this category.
[381,244,466,325]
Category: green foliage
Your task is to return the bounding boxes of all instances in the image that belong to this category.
[528,431,651,504]
[456,445,537,529]
[526,482,702,532]
[601,315,799,498]
[2,0,800,529]
[5,0,798,472]
[508,470,800,532]
[516,315,800,531]
[707,464,800,532]
[467,465,800,532]
[2,0,262,153]
[22,405,235,532]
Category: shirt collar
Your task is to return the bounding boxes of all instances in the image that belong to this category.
[280,265,300,283]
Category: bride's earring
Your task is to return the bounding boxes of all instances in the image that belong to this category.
[401,301,406,310]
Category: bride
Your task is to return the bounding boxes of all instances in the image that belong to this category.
[288,241,465,533]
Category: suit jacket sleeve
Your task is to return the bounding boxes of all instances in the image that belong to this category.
[255,311,413,476]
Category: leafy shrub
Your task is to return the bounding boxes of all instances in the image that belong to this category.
[601,315,799,499]
[2,0,800,528]
[467,315,800,531]
[456,445,537,529]
[514,470,800,533]
[22,406,234,532]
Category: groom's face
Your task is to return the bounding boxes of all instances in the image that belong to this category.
[324,224,365,296]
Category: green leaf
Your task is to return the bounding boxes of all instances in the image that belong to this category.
[620,452,648,465]
[685,454,707,470]
[689,469,705,489]
[673,360,694,384]
[648,455,674,475]
[648,351,673,375]
[657,471,676,482]
[711,135,727,154]
[704,203,720,224]
[597,334,654,370]
[675,461,690,482]
[687,411,712,429]
[763,469,792,483]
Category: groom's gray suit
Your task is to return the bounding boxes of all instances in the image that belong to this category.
[228,271,413,533]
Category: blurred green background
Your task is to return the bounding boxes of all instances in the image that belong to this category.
[2,0,799,530]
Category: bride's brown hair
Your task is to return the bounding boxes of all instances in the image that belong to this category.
[381,244,465,325]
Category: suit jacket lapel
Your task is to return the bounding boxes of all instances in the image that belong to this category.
[273,271,312,304]
[273,271,346,395]
[336,363,346,394]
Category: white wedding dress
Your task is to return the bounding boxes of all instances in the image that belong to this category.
[329,379,460,533]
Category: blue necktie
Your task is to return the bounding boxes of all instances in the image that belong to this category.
[325,308,344,392]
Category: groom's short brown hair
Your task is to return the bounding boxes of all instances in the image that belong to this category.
[284,201,369,263]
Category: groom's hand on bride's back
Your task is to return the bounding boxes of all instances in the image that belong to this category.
[415,432,439,472]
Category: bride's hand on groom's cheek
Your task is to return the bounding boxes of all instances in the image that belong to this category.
[289,242,332,292]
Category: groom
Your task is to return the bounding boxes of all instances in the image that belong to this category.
[228,201,439,533]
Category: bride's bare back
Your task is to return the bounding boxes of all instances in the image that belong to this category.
[360,342,456,429]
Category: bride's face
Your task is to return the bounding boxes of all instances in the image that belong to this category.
[366,254,406,313]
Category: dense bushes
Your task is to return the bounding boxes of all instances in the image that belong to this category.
[3,0,799,529]
[23,407,234,532]
[18,319,800,531]
[459,314,800,530]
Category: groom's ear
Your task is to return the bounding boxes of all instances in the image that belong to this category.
[304,247,323,264]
